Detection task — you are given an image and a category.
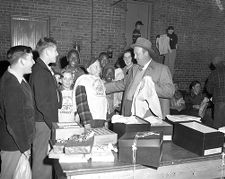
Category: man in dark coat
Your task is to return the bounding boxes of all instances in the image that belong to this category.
[29,37,62,179]
[0,45,35,178]
[206,56,225,129]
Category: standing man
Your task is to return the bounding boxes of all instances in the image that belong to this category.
[164,26,178,76]
[132,21,144,44]
[206,56,225,129]
[0,46,35,178]
[29,37,62,179]
[105,37,174,119]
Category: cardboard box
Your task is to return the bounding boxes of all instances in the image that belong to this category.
[87,128,117,145]
[150,121,173,141]
[172,121,224,156]
[118,131,163,168]
[51,122,84,140]
[166,115,201,124]
[112,117,151,138]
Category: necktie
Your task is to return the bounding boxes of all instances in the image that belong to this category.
[138,65,144,71]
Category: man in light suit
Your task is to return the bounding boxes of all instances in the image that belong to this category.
[105,37,174,119]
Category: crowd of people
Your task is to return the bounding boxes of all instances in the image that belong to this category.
[0,24,224,178]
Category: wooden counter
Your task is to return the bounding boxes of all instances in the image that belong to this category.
[53,142,225,179]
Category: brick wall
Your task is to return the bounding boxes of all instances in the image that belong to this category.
[0,0,225,89]
[151,0,225,89]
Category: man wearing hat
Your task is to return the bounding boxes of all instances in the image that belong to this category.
[105,37,174,119]
[206,56,225,129]
[73,58,108,128]
[0,45,35,178]
[132,21,144,44]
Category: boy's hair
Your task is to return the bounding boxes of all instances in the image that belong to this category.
[36,37,57,55]
[61,68,73,77]
[135,21,143,27]
[189,80,201,90]
[7,45,32,65]
[99,52,108,59]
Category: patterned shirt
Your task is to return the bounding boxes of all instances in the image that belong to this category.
[75,85,93,125]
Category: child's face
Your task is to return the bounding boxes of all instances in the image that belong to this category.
[62,72,73,89]
[105,68,114,82]
[136,24,141,30]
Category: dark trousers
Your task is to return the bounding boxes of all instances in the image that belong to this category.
[213,102,225,129]
[32,122,52,179]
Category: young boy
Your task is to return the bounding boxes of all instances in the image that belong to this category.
[58,69,77,122]
[132,21,144,44]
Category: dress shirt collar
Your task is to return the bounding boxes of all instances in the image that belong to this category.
[142,59,151,71]
[8,66,26,84]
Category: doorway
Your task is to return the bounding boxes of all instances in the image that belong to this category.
[125,1,152,48]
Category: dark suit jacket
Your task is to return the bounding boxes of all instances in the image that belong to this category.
[29,58,62,128]
[105,60,174,118]
[0,71,35,152]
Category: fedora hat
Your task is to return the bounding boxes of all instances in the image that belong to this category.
[130,37,156,57]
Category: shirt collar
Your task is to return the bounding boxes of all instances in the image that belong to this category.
[142,59,151,71]
[8,66,26,84]
[39,58,54,75]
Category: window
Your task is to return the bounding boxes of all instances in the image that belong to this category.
[11,16,49,49]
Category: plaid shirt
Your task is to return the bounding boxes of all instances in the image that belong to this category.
[206,64,225,103]
[75,85,93,125]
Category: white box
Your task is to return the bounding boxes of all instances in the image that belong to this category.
[51,122,84,140]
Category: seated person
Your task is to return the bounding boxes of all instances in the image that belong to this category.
[170,82,186,114]
[184,80,209,117]
[58,69,77,123]
[73,58,107,128]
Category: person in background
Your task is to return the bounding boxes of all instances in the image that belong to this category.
[164,26,178,76]
[99,52,110,69]
[58,69,77,123]
[29,37,62,179]
[0,45,35,179]
[184,80,209,117]
[170,82,186,114]
[113,57,125,114]
[65,49,84,84]
[102,64,116,118]
[132,21,144,44]
[122,48,137,75]
[206,56,225,129]
[105,37,174,119]
[74,58,108,128]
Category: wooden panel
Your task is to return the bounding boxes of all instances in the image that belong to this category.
[11,16,49,49]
